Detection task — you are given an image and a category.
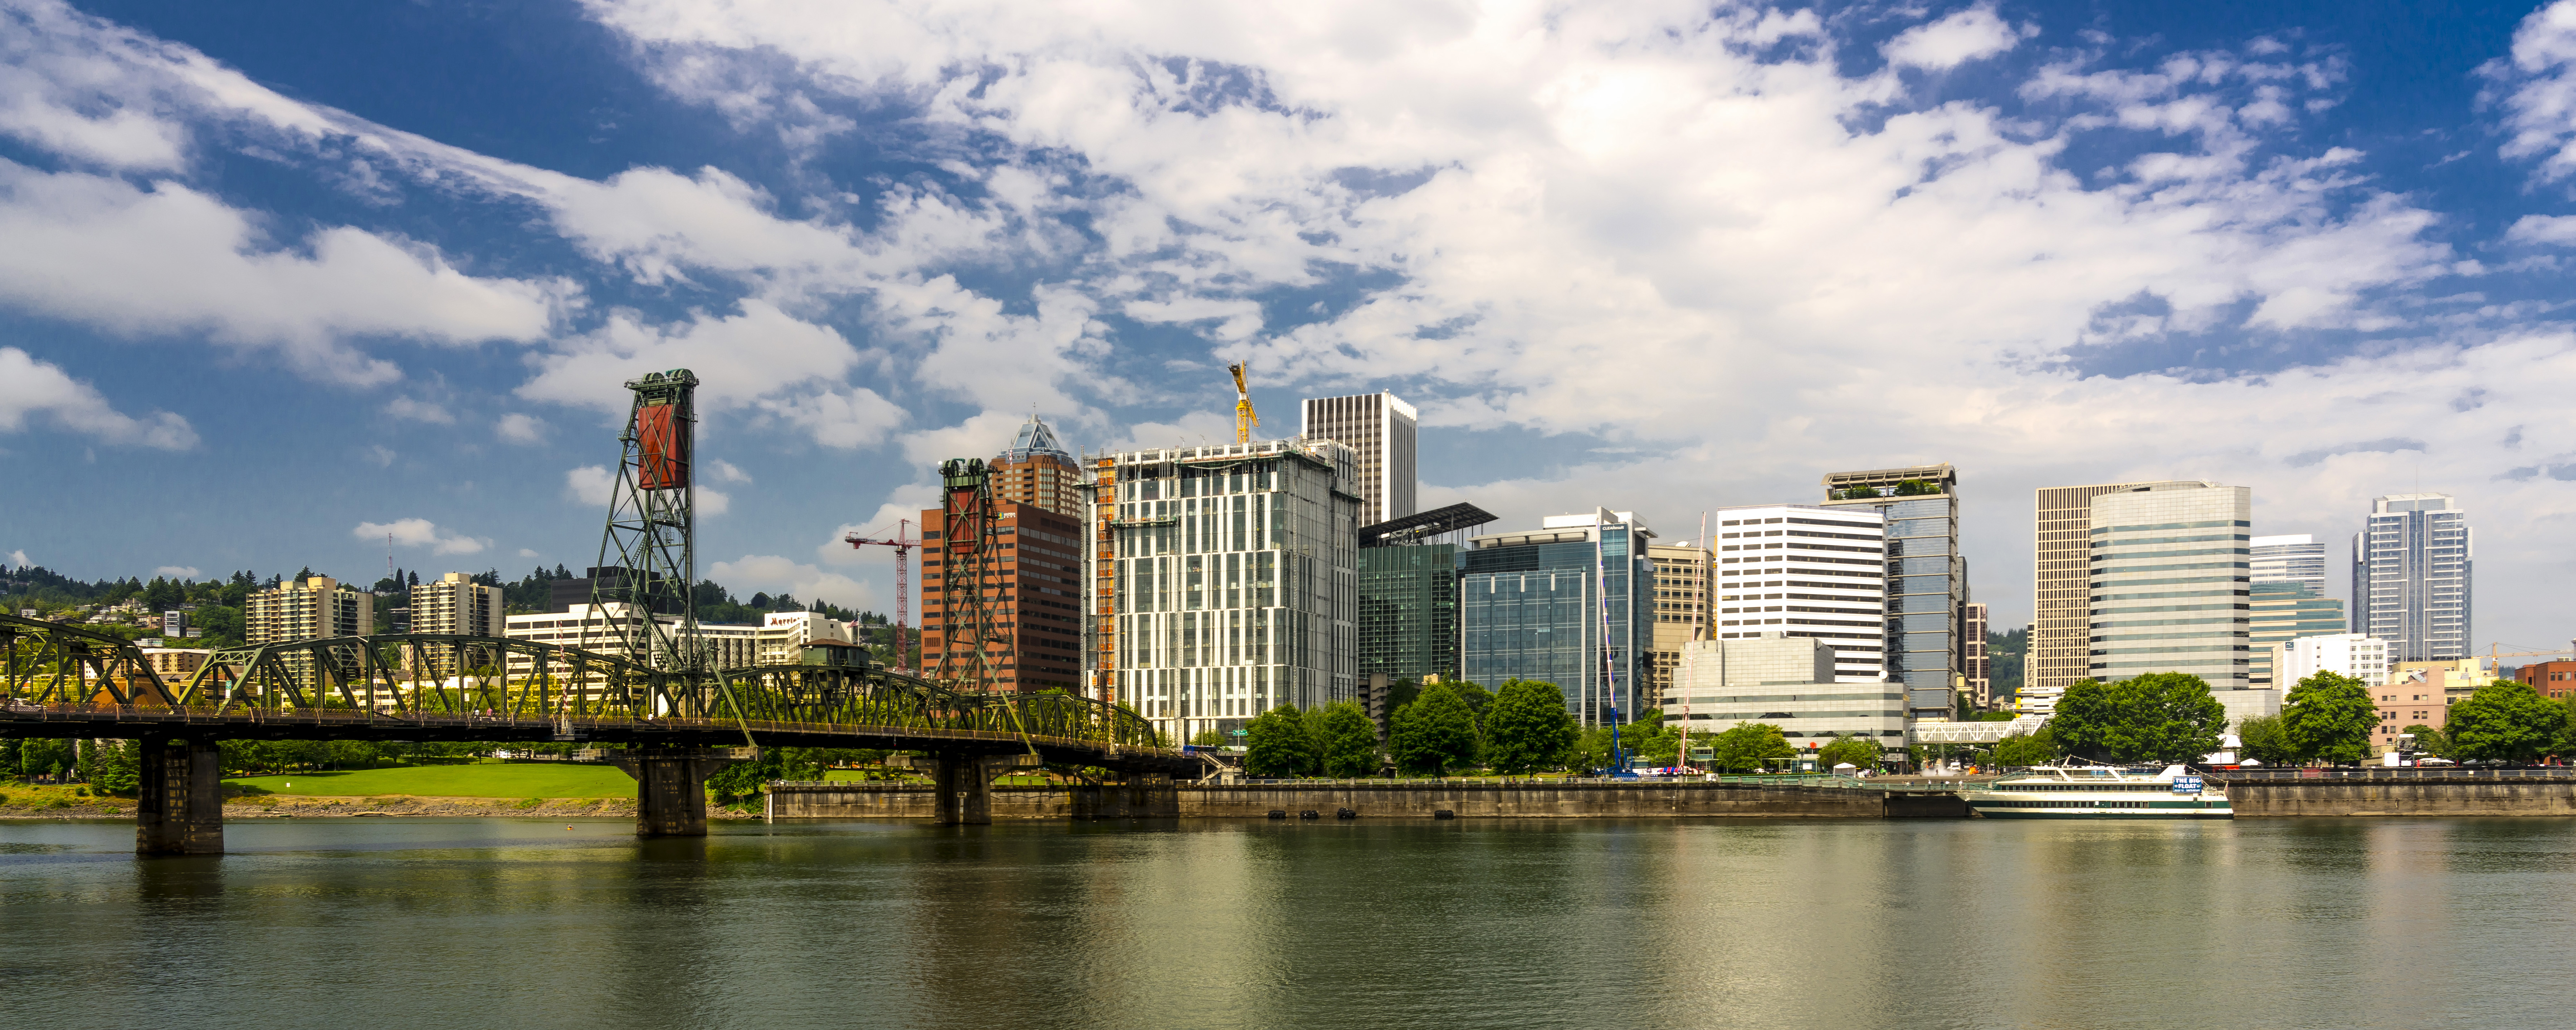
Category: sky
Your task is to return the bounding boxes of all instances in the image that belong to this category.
[1,0,2573,650]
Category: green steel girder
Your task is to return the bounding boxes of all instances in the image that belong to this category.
[0,612,177,706]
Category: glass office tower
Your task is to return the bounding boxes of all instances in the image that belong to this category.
[2088,483,2253,690]
[1460,510,1650,727]
[1822,464,1962,719]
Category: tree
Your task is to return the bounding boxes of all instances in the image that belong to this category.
[1245,706,1316,777]
[2235,714,2298,766]
[1188,728,1225,747]
[1299,706,1334,773]
[2447,679,2567,762]
[1449,680,1494,730]
[2099,673,2228,764]
[1483,678,1578,774]
[2282,670,2379,764]
[1815,734,1881,770]
[2048,679,2115,759]
[1707,722,1795,772]
[1317,701,1381,777]
[87,740,140,795]
[1390,685,1479,775]
[1991,726,2057,767]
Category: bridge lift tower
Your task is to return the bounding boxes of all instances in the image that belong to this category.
[591,369,702,673]
[932,458,1009,693]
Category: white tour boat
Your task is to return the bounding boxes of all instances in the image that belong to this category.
[1963,764,2232,820]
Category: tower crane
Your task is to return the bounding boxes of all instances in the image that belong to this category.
[1228,360,1258,444]
[844,518,917,672]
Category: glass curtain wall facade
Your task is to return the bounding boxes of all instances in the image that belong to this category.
[2249,534,2327,592]
[2353,493,2472,662]
[1460,511,1649,727]
[2087,484,2253,689]
[1821,465,1962,718]
[1106,440,1360,743]
[2031,481,2205,697]
[1358,544,1460,683]
[2248,582,2346,688]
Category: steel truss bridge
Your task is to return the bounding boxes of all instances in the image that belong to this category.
[0,614,1194,852]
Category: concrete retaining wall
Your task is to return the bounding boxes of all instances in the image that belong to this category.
[2226,779,2576,817]
[766,781,1903,820]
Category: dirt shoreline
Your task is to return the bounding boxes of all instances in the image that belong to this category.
[0,794,751,820]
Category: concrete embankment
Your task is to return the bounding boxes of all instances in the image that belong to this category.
[2225,778,2576,817]
[767,780,1956,819]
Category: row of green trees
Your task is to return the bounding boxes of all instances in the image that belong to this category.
[1990,670,2576,768]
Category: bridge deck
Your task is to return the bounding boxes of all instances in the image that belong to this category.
[0,702,1201,776]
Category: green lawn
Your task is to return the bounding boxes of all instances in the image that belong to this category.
[225,764,638,798]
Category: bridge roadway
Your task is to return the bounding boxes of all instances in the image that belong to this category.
[0,618,1198,854]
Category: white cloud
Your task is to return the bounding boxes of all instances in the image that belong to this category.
[698,486,731,517]
[519,299,861,413]
[517,548,541,558]
[2491,0,2576,181]
[708,554,879,610]
[6,549,28,568]
[355,518,489,556]
[497,412,546,443]
[365,444,396,467]
[384,396,453,424]
[564,465,615,506]
[0,346,196,449]
[0,163,568,385]
[1882,6,2026,70]
[153,565,199,579]
[2506,213,2576,244]
[707,458,752,483]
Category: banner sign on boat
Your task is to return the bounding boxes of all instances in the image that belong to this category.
[2173,776,2203,794]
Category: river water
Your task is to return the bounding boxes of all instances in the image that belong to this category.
[5,816,2574,1029]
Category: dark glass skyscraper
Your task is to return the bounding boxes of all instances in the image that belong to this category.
[1459,510,1650,727]
[1359,545,1460,682]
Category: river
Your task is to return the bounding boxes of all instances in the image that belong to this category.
[5,816,2573,1029]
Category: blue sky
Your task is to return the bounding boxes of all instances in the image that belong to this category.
[2,0,2573,648]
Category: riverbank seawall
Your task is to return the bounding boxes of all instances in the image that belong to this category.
[2224,776,2576,817]
[766,781,1956,819]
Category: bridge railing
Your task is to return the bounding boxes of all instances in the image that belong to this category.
[0,700,1189,761]
[2218,767,2576,781]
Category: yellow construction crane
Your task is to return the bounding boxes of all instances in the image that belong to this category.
[1228,360,1258,443]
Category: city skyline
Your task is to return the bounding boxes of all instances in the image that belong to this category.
[2,1,2574,650]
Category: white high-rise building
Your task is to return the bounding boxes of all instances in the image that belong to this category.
[1103,438,1362,743]
[1300,392,1416,526]
[409,572,503,637]
[2280,633,2391,687]
[2249,534,2327,593]
[1710,504,1887,683]
[2353,493,2472,662]
[2088,482,2252,690]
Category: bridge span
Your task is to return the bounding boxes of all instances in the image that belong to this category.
[0,615,1197,854]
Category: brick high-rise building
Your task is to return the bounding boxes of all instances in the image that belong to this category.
[990,413,1085,519]
[919,500,1088,692]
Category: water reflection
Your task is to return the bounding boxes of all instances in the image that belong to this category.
[8,818,2576,1030]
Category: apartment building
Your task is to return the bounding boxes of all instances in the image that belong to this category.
[2353,493,2472,662]
[1103,438,1362,743]
[409,572,503,637]
[246,575,374,644]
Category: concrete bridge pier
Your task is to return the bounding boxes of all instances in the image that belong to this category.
[136,736,224,855]
[928,752,1040,825]
[613,748,735,838]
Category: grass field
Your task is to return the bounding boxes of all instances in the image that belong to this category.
[225,764,638,798]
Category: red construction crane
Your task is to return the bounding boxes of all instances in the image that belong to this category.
[845,518,918,673]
